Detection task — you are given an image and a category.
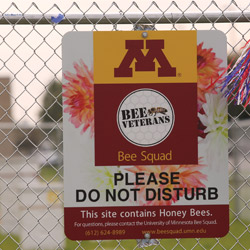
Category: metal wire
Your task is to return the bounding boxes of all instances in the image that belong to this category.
[0,1,249,250]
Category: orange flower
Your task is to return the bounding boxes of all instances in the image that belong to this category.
[197,43,224,107]
[63,60,94,136]
[126,160,206,206]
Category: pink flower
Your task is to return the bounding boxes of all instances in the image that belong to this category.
[197,43,224,109]
[63,60,94,136]
[126,159,207,206]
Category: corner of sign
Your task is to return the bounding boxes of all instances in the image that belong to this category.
[62,31,75,44]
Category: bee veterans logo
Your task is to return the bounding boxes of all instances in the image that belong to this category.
[117,89,175,147]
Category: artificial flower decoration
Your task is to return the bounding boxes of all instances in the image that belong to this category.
[63,60,94,137]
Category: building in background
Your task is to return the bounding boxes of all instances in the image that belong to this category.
[0,77,15,157]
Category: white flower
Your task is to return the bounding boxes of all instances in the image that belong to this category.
[198,93,228,169]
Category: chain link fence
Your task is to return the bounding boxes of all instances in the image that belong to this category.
[0,1,249,249]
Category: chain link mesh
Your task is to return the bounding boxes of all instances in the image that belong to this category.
[0,1,249,250]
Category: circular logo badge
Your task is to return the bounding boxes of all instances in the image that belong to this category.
[117,88,175,147]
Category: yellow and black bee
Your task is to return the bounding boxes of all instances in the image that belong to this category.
[148,107,167,116]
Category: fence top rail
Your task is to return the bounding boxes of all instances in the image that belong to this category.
[0,11,249,25]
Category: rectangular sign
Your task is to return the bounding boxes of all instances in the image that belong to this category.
[94,31,197,166]
[94,82,197,166]
[94,31,197,84]
[63,30,229,240]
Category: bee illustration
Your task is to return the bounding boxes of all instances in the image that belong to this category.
[148,107,167,116]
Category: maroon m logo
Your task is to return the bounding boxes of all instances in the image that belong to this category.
[114,40,176,77]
